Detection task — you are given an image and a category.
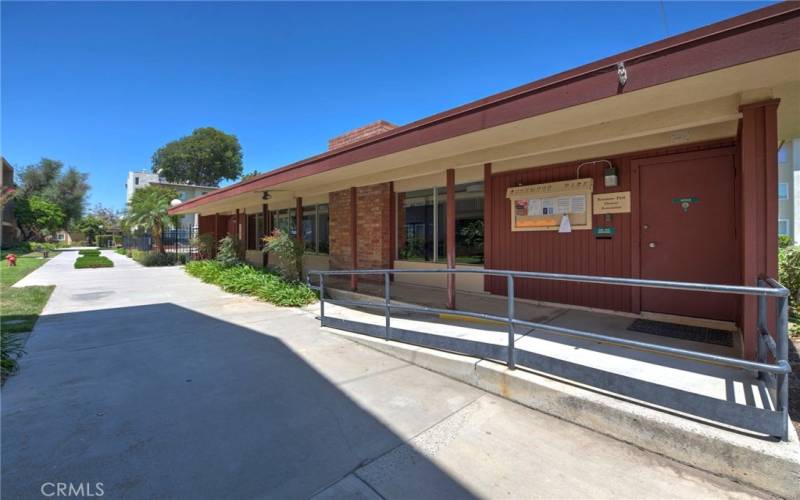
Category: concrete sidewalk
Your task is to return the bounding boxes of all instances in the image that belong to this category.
[2,253,770,499]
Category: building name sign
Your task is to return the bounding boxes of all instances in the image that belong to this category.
[506,178,594,232]
[592,191,631,214]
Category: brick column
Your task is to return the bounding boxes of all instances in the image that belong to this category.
[389,182,395,278]
[350,187,358,291]
[446,169,456,309]
[739,99,780,360]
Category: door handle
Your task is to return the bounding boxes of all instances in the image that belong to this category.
[648,242,657,248]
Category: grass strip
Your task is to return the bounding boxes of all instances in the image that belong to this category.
[1,256,55,379]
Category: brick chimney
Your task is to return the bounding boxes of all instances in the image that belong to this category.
[328,120,397,150]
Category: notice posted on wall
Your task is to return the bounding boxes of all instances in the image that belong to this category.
[506,178,594,232]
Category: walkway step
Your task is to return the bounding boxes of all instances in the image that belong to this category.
[322,327,800,499]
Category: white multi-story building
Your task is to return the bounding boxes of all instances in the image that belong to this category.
[777,139,799,243]
[125,171,217,228]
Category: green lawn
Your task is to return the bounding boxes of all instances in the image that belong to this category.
[1,256,54,334]
[1,254,54,378]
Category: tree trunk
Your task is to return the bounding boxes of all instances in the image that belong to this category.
[154,223,164,254]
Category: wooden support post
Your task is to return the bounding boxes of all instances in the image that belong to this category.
[214,213,220,257]
[262,203,268,268]
[350,187,358,291]
[235,208,241,259]
[235,209,240,238]
[739,99,780,360]
[446,168,456,309]
[483,163,492,291]
[296,197,303,244]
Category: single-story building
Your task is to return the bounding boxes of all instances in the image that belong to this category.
[170,3,800,360]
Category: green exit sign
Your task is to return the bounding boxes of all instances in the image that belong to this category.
[593,227,616,237]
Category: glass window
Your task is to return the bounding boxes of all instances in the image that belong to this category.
[455,182,484,264]
[247,214,264,250]
[398,183,484,264]
[247,214,256,250]
[778,219,790,236]
[436,187,447,262]
[398,189,435,261]
[134,177,139,185]
[302,206,316,252]
[778,144,789,164]
[779,182,789,200]
[272,209,296,236]
[317,204,329,254]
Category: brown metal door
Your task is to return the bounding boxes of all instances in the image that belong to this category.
[637,149,739,321]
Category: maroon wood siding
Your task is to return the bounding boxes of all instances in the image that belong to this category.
[198,215,215,236]
[487,139,735,313]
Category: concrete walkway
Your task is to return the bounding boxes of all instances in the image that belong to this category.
[2,251,769,499]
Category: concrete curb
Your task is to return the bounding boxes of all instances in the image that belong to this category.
[324,328,800,499]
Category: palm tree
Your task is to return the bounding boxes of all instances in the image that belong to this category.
[127,186,176,254]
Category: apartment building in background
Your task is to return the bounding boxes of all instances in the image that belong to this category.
[125,170,217,228]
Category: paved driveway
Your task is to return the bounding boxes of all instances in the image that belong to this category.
[2,251,768,499]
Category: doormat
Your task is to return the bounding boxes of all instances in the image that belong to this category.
[627,319,733,347]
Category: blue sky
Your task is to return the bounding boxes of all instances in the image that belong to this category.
[1,1,775,212]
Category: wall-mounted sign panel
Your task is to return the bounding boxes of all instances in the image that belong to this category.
[506,178,593,232]
[593,191,631,214]
[593,226,616,238]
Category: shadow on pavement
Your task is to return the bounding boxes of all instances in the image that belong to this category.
[1,303,474,499]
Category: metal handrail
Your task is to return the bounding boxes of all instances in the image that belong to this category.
[312,268,787,296]
[307,267,791,440]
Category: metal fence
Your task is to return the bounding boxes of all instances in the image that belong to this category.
[122,227,201,260]
[307,267,791,440]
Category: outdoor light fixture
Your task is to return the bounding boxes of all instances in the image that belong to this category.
[169,199,182,207]
[617,62,627,86]
[604,165,619,187]
[261,191,271,201]
[575,159,613,180]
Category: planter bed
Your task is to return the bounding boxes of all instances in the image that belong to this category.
[74,255,113,269]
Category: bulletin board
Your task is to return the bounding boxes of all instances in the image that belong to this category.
[506,178,594,231]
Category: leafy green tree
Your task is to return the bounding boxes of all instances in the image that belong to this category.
[127,186,177,254]
[77,215,104,244]
[15,195,65,241]
[15,158,89,227]
[152,127,243,186]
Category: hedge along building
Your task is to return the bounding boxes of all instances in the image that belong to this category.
[170,3,800,361]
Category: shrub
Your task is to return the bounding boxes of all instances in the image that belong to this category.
[131,249,147,262]
[263,229,303,281]
[192,233,216,259]
[115,248,127,255]
[778,244,800,315]
[78,249,101,256]
[779,235,794,249]
[30,242,57,257]
[74,255,114,268]
[128,249,186,266]
[216,236,241,267]
[185,260,316,307]
[140,253,178,267]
